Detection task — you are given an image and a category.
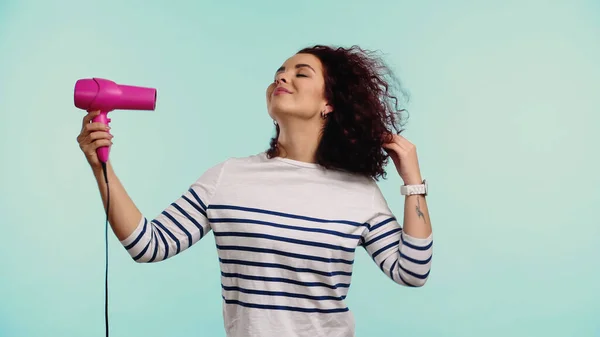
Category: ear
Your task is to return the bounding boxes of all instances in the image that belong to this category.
[323,103,334,115]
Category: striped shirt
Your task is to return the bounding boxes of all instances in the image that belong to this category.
[120,152,433,337]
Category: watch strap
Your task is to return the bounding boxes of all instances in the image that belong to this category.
[401,179,427,196]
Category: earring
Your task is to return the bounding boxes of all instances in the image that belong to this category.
[273,119,277,125]
[321,111,327,119]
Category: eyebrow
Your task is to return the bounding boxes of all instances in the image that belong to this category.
[276,63,316,74]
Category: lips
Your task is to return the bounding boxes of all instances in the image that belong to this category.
[274,87,292,95]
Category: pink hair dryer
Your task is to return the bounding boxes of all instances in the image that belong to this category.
[74,78,157,163]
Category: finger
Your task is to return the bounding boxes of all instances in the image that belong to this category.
[79,130,111,150]
[84,139,112,156]
[383,147,401,164]
[82,110,101,128]
[382,141,400,151]
[84,122,110,134]
[92,138,113,149]
[396,135,414,147]
[383,141,404,155]
[88,130,113,142]
[392,134,414,150]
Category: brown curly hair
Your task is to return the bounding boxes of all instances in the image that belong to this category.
[266,45,409,181]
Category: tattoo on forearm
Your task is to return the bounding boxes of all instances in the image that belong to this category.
[415,197,425,222]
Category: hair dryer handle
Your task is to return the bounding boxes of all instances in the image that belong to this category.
[92,111,112,163]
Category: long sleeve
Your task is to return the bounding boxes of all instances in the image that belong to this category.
[360,183,433,287]
[119,161,226,263]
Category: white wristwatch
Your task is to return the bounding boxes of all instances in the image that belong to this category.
[400,179,428,196]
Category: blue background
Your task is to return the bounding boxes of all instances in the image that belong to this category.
[1,0,599,336]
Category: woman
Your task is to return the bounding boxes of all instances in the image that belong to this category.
[77,45,433,337]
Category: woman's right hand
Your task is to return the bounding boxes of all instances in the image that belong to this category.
[77,110,113,169]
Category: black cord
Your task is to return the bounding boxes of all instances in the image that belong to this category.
[101,161,110,337]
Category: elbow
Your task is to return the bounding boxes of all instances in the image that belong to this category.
[396,263,431,287]
[132,255,152,263]
[408,274,430,287]
[126,244,165,263]
[130,253,164,263]
[396,247,433,287]
[128,252,152,263]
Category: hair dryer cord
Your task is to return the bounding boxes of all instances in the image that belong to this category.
[101,161,110,337]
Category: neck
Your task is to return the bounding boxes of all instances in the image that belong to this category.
[276,118,324,163]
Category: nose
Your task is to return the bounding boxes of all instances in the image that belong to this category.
[275,72,288,84]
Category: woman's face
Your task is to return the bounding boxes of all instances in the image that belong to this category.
[266,53,332,122]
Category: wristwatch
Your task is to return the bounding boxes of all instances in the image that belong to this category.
[400,179,428,196]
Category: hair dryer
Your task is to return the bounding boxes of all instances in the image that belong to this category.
[74,78,157,163]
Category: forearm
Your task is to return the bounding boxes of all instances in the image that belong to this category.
[92,161,143,241]
[396,193,432,286]
[402,194,432,239]
[363,180,433,287]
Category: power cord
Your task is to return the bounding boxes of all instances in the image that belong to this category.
[100,161,110,337]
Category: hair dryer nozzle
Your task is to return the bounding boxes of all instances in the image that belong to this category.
[117,84,157,111]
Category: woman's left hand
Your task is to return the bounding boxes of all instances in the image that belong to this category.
[383,134,423,185]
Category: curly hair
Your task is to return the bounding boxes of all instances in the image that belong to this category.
[266,45,409,181]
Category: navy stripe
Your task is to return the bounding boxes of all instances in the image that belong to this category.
[400,251,432,265]
[222,297,349,313]
[188,188,207,210]
[396,270,417,287]
[399,264,430,280]
[369,217,396,232]
[124,218,147,250]
[389,261,397,281]
[382,255,430,282]
[132,230,153,261]
[209,204,363,227]
[401,234,433,251]
[219,259,352,277]
[153,219,181,254]
[372,241,397,258]
[221,272,350,290]
[363,227,401,247]
[217,245,354,265]
[210,217,361,240]
[222,285,346,301]
[148,228,159,262]
[182,195,206,218]
[153,224,170,260]
[214,231,356,253]
[171,202,205,238]
[162,210,193,248]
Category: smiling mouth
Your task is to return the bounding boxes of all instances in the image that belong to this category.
[274,88,292,95]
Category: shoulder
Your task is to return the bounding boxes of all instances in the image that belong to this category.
[329,168,380,192]
[328,170,389,211]
[214,151,270,173]
[224,151,270,165]
[210,151,268,167]
[199,151,268,178]
[190,152,267,190]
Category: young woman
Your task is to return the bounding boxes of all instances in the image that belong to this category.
[77,45,433,337]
